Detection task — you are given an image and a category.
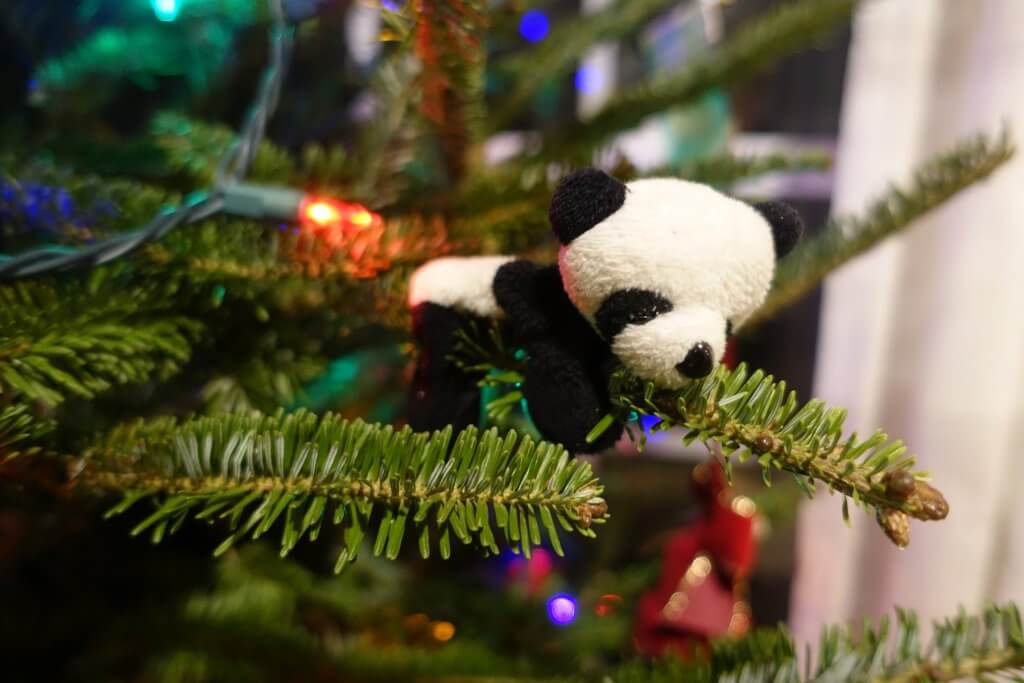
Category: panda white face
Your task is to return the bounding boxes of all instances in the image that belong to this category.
[550,171,802,389]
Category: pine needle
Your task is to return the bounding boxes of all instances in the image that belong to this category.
[0,279,201,407]
[0,404,53,459]
[83,410,607,571]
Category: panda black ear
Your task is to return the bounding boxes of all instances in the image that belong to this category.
[549,168,627,245]
[754,201,804,260]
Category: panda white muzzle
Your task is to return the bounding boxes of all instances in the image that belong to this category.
[609,306,727,389]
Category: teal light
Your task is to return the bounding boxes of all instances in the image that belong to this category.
[151,0,182,21]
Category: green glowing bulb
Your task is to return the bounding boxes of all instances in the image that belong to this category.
[151,0,182,22]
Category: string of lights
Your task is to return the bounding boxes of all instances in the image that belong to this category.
[0,0,362,282]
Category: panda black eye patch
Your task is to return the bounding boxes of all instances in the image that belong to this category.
[595,289,673,341]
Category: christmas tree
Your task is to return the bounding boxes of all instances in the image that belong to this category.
[1,1,1020,681]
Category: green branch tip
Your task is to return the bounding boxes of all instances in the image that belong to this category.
[598,603,1024,683]
[753,127,1015,326]
[81,410,607,571]
[0,404,53,459]
[611,363,948,547]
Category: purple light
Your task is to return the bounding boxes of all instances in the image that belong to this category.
[547,594,577,625]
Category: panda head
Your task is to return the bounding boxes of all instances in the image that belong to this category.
[550,168,802,389]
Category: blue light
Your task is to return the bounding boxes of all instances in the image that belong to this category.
[151,0,182,22]
[547,594,577,625]
[519,10,550,43]
[640,414,662,432]
[574,65,603,94]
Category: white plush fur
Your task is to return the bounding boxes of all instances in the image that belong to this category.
[559,177,776,384]
[612,307,727,389]
[408,255,514,318]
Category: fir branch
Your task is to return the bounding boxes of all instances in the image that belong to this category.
[85,410,607,571]
[415,0,488,183]
[1,156,174,236]
[489,0,680,131]
[151,113,296,187]
[200,351,327,415]
[350,23,421,204]
[591,604,1024,683]
[0,404,53,459]
[610,364,947,547]
[0,280,202,407]
[670,150,832,187]
[453,321,947,546]
[536,0,858,162]
[750,129,1015,326]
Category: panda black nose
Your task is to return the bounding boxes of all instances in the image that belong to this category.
[676,342,714,379]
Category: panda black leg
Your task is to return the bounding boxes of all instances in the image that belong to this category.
[408,302,483,434]
[521,340,623,453]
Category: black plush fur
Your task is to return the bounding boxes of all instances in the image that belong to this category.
[408,261,622,453]
[594,289,674,341]
[754,201,804,258]
[494,261,622,452]
[548,168,627,245]
[408,302,487,434]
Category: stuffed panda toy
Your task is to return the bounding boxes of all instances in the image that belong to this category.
[407,168,803,453]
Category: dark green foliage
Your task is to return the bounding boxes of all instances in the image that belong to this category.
[199,351,327,415]
[151,113,297,187]
[30,1,258,116]
[753,129,1016,326]
[535,0,859,162]
[0,278,201,407]
[674,150,832,187]
[90,410,607,571]
[597,604,1024,683]
[0,404,53,458]
[1,156,175,236]
[489,0,681,131]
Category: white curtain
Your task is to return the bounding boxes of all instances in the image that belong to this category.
[790,0,1024,641]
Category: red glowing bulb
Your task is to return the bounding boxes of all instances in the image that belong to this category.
[299,197,380,232]
[302,199,343,227]
[351,210,374,227]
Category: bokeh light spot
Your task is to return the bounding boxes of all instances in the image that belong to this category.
[431,621,456,642]
[575,65,603,94]
[547,594,577,625]
[519,10,550,43]
[151,0,182,22]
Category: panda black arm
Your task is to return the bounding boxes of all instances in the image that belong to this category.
[521,339,623,453]
[492,260,564,341]
[495,260,621,451]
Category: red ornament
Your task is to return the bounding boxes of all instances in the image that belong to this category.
[506,547,554,596]
[632,460,757,658]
